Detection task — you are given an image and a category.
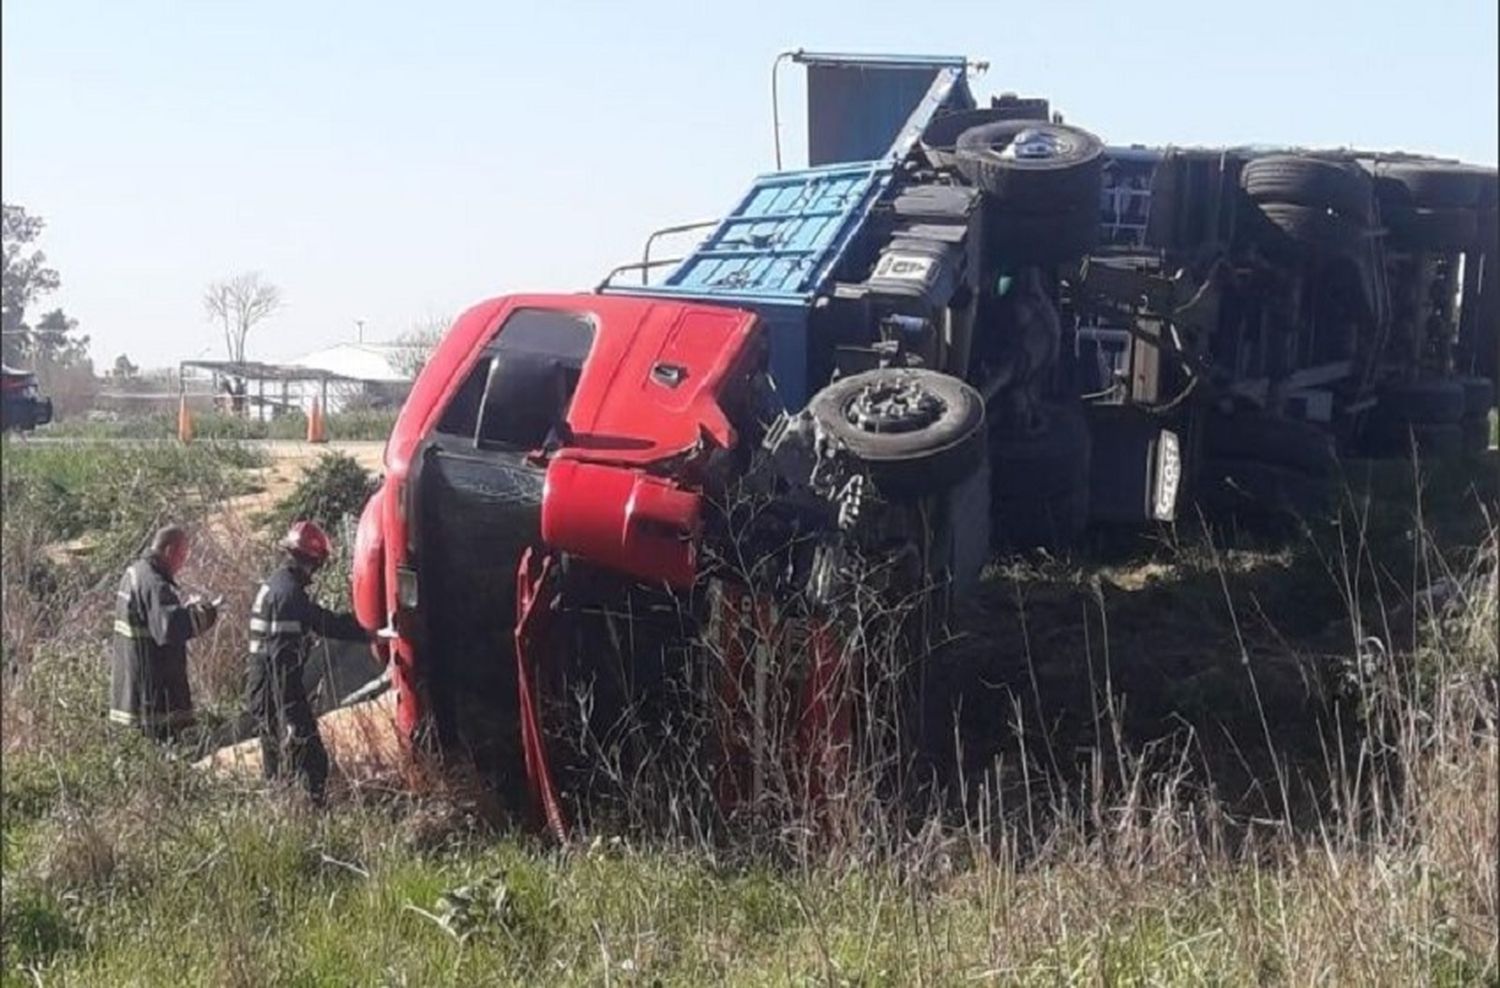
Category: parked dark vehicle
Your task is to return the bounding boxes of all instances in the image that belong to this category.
[1,365,53,433]
[353,52,1498,833]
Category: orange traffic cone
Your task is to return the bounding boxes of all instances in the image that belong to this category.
[307,397,328,444]
[177,395,194,443]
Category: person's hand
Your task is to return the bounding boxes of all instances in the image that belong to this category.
[193,599,219,629]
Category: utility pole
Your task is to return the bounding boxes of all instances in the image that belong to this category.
[355,319,365,343]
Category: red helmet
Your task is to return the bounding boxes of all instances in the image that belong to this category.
[281,520,332,564]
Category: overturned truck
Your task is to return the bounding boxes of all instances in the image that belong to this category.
[352,53,1498,833]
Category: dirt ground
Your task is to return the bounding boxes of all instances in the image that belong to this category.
[218,440,385,522]
[196,689,404,783]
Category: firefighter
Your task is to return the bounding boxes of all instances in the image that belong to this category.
[245,520,369,803]
[109,524,220,742]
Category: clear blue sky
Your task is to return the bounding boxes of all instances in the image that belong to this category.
[4,0,1496,369]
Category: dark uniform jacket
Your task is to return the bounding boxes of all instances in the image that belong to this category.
[246,561,366,797]
[110,555,214,731]
[249,562,366,671]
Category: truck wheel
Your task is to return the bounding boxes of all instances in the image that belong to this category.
[1254,202,1367,256]
[1385,206,1480,251]
[808,368,985,493]
[1373,161,1488,209]
[990,401,1091,552]
[954,120,1104,208]
[1241,156,1373,222]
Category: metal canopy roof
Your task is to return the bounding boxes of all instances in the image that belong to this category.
[179,359,364,384]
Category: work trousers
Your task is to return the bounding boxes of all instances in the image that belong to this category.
[246,655,329,801]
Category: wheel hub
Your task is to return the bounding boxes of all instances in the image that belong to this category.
[845,378,945,434]
[1001,127,1064,160]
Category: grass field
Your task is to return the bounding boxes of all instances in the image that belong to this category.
[1,441,1495,985]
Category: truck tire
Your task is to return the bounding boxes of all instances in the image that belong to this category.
[1201,411,1337,475]
[986,199,1101,265]
[990,401,1091,552]
[1374,161,1488,209]
[808,368,985,493]
[1255,202,1366,256]
[954,120,1104,209]
[1386,206,1480,251]
[1241,156,1373,222]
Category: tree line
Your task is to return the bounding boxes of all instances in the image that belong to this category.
[4,202,446,420]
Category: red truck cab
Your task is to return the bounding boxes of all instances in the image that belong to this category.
[352,294,765,757]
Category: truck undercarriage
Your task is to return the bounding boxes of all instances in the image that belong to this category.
[354,52,1497,835]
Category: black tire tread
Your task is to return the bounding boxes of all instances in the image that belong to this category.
[809,368,986,492]
[1374,161,1488,209]
[1241,156,1373,221]
[954,120,1104,209]
[1256,202,1366,255]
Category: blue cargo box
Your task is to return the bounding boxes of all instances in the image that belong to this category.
[606,160,894,405]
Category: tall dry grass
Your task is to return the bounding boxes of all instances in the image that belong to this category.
[1,444,1495,983]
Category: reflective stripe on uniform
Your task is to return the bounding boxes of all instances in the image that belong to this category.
[109,707,194,728]
[249,617,302,634]
[114,619,149,639]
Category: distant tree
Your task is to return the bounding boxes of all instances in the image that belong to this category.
[31,309,91,367]
[2,204,63,363]
[22,309,96,417]
[203,272,281,365]
[113,353,139,378]
[391,313,451,379]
